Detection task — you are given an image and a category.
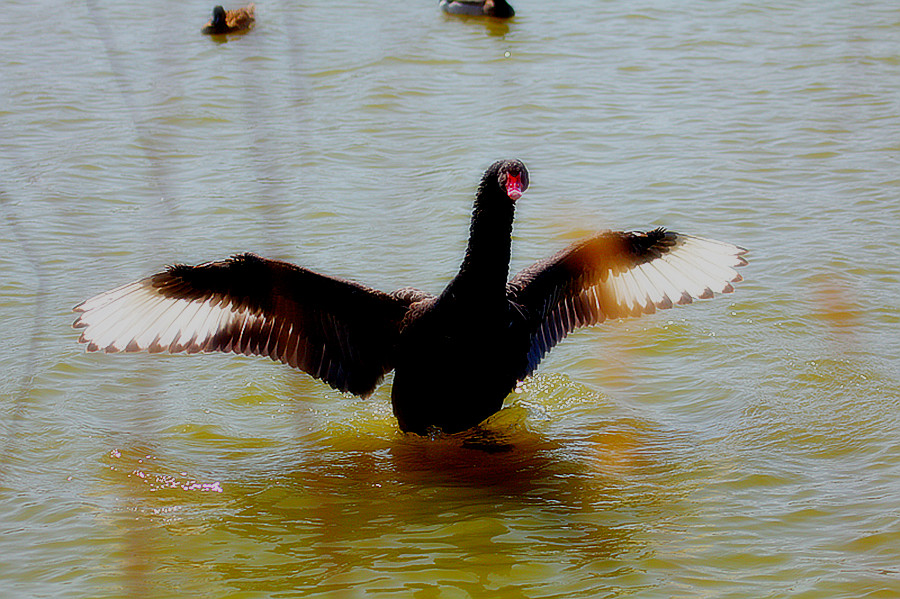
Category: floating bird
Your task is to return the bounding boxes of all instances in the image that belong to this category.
[202,4,255,34]
[439,0,515,18]
[73,160,746,435]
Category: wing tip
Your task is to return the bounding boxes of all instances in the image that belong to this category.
[677,291,693,305]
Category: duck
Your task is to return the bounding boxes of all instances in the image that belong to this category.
[439,0,515,18]
[202,4,255,34]
[73,160,746,435]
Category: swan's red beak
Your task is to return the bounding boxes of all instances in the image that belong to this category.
[506,174,524,201]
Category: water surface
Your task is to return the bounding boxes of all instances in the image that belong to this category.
[2,0,899,597]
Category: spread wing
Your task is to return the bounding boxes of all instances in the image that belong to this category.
[73,253,412,397]
[506,228,747,379]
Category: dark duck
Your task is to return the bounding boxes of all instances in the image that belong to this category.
[202,4,255,34]
[439,0,515,18]
[73,160,747,435]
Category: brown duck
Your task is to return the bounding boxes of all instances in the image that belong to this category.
[202,4,255,34]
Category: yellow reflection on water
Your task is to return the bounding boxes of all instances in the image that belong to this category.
[809,271,861,347]
[92,377,686,596]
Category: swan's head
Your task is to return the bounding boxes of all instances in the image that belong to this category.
[488,159,529,202]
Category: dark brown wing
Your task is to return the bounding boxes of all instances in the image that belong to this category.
[73,253,412,397]
[506,228,747,379]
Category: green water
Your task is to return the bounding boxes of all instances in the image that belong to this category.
[2,0,899,597]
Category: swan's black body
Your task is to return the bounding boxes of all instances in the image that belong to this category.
[391,161,526,432]
[74,160,747,435]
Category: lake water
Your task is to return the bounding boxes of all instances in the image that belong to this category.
[2,0,900,597]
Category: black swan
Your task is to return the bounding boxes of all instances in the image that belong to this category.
[202,4,255,35]
[439,0,515,19]
[73,160,747,434]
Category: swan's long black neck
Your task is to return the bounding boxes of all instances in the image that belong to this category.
[444,184,515,302]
